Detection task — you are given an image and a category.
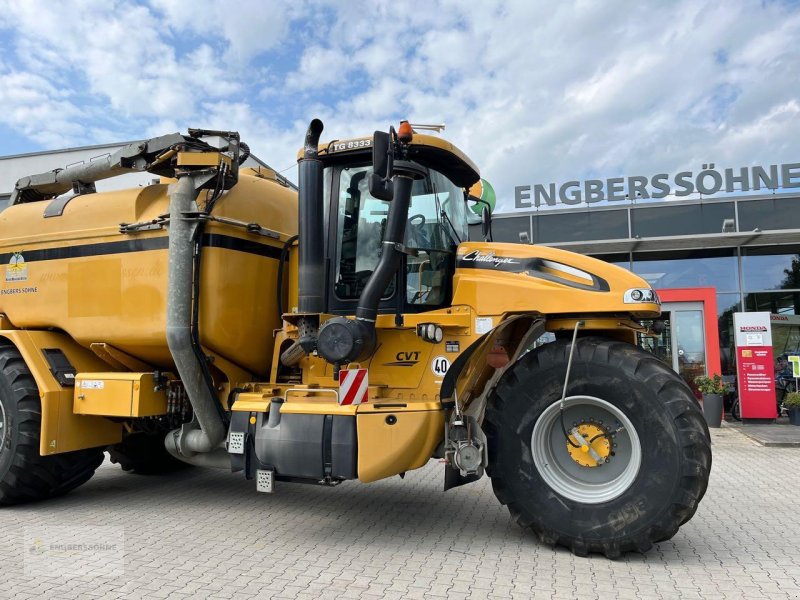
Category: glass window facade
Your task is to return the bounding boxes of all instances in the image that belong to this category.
[741,245,800,291]
[533,209,628,243]
[488,216,529,243]
[631,202,735,238]
[632,249,738,292]
[738,197,800,232]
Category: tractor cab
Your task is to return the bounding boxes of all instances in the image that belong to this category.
[315,123,483,316]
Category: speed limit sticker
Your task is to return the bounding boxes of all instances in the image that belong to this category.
[431,355,451,376]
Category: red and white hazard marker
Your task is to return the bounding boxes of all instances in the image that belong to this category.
[338,368,369,405]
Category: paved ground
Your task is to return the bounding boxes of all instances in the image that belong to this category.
[727,419,800,447]
[1,427,799,599]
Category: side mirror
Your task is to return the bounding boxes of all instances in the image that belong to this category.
[369,130,394,201]
[481,205,493,242]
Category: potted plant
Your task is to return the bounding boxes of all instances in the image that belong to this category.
[785,391,800,426]
[694,374,730,428]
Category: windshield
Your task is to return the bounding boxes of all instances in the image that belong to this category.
[332,164,468,305]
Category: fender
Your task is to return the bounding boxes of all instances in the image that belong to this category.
[441,314,545,419]
[0,329,122,455]
[440,314,544,491]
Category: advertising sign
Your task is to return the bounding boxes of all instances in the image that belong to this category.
[734,312,777,419]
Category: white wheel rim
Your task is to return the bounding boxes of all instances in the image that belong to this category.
[531,395,642,504]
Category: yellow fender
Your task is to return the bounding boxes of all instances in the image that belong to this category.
[0,329,122,455]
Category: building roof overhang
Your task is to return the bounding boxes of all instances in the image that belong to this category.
[542,228,800,254]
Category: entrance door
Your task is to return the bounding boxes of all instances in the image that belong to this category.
[664,301,707,390]
[639,301,708,392]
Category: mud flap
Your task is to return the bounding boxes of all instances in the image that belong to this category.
[444,466,481,491]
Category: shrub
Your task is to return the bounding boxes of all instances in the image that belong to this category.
[784,391,800,408]
[694,374,730,395]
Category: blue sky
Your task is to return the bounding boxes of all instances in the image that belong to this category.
[0,0,799,211]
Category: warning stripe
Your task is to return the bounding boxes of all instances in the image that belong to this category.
[339,368,369,405]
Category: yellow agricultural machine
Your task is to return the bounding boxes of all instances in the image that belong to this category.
[0,121,710,557]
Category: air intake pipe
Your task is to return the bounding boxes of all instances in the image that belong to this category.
[298,119,325,314]
[355,172,413,323]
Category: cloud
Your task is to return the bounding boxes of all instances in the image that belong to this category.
[0,0,798,212]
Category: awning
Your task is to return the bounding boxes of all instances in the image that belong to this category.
[541,228,800,254]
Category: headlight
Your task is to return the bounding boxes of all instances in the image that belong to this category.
[417,322,444,344]
[624,288,660,305]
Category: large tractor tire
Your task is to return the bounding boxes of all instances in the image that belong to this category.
[484,337,711,558]
[0,345,104,505]
[108,433,191,475]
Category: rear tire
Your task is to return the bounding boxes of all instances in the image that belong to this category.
[731,397,741,421]
[108,433,191,475]
[0,345,104,506]
[484,337,711,558]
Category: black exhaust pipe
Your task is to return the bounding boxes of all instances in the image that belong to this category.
[280,119,325,367]
[298,119,325,314]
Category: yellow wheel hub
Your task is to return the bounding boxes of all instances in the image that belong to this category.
[566,423,611,467]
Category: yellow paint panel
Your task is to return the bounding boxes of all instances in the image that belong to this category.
[68,259,122,318]
[357,410,443,482]
[231,393,272,412]
[281,401,357,416]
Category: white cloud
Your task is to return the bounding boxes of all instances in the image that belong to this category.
[0,0,798,213]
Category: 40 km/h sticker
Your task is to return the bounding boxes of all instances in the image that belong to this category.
[431,356,451,377]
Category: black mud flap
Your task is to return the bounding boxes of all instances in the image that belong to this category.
[444,465,482,491]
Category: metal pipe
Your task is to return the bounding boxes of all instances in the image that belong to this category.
[11,133,186,204]
[297,119,325,314]
[164,435,230,469]
[165,175,227,455]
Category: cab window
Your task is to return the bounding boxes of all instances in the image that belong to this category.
[405,170,467,306]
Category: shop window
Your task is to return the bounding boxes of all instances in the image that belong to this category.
[534,209,628,243]
[486,216,530,243]
[738,197,800,232]
[632,249,738,292]
[741,245,800,291]
[630,202,735,238]
[744,291,800,315]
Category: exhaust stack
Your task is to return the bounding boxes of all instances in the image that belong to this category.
[280,119,326,367]
[297,119,325,314]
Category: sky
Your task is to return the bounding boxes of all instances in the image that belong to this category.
[0,0,798,212]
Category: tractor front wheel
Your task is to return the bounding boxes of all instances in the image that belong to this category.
[484,337,711,558]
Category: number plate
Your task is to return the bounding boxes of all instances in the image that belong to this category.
[329,138,371,153]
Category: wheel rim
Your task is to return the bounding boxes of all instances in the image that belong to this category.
[531,395,642,504]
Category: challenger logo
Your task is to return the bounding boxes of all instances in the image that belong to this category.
[459,250,519,267]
